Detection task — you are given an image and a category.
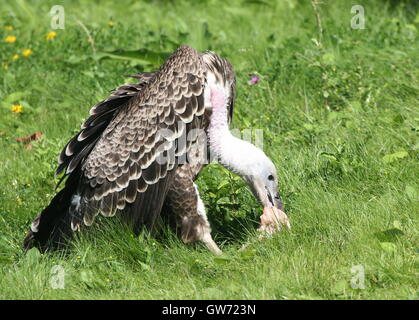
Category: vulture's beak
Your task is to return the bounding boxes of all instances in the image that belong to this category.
[249,179,291,235]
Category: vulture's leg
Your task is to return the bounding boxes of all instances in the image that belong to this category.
[165,165,222,255]
[189,183,222,255]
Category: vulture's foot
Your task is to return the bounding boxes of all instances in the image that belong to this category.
[257,207,291,236]
[201,233,223,256]
[181,215,222,255]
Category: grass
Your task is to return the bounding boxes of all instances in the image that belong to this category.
[0,0,418,299]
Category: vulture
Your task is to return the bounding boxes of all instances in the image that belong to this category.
[23,46,289,254]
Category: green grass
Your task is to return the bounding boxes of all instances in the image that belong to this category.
[0,0,418,299]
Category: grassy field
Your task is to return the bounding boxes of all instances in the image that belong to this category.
[0,0,418,300]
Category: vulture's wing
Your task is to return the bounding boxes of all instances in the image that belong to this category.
[67,46,207,231]
[56,72,156,178]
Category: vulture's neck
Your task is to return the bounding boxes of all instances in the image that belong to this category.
[208,88,258,176]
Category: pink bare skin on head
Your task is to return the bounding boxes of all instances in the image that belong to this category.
[210,88,227,111]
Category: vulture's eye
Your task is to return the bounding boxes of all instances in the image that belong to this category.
[268,174,274,181]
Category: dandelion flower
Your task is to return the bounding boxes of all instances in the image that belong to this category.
[46,31,57,40]
[107,21,114,26]
[5,35,16,43]
[5,26,13,31]
[12,54,19,61]
[11,104,23,113]
[22,49,32,57]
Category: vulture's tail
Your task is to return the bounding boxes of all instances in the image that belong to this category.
[23,181,77,252]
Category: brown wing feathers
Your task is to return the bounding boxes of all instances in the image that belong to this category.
[24,46,215,251]
[56,72,156,177]
[70,46,207,230]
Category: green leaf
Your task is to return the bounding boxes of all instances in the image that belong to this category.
[214,256,231,265]
[310,61,321,68]
[382,151,408,163]
[103,49,167,63]
[331,280,349,296]
[79,269,104,289]
[320,153,337,161]
[25,247,42,264]
[406,24,417,33]
[327,111,339,121]
[80,269,94,284]
[405,185,417,200]
[240,249,256,260]
[375,228,404,242]
[217,180,230,190]
[66,54,89,64]
[349,101,362,112]
[216,197,231,205]
[380,242,397,252]
[393,114,404,124]
[327,76,338,87]
[321,52,336,65]
[392,220,403,230]
[68,49,170,67]
[242,0,272,6]
[138,261,151,271]
[303,123,315,131]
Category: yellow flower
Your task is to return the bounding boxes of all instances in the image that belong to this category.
[5,26,13,31]
[22,49,32,57]
[11,104,23,113]
[5,35,16,43]
[12,54,19,61]
[46,31,57,40]
[107,21,114,26]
